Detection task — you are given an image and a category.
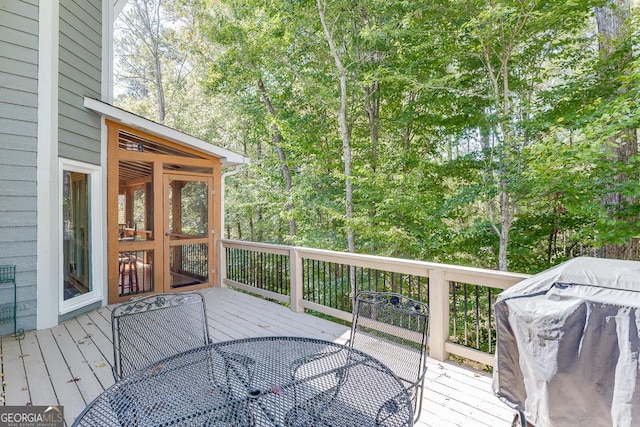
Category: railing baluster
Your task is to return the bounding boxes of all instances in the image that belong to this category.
[322,261,327,307]
[253,251,258,289]
[313,259,318,304]
[234,248,238,281]
[284,253,287,294]
[245,249,248,283]
[254,250,258,288]
[452,282,457,341]
[488,287,494,354]
[231,248,235,281]
[463,283,469,346]
[276,255,282,295]
[334,262,338,309]
[259,251,262,288]
[279,253,282,293]
[340,263,344,310]
[305,258,310,302]
[304,258,308,301]
[475,285,480,350]
[242,249,246,284]
[373,269,378,292]
[329,262,338,308]
[252,250,256,288]
[272,253,276,293]
[336,263,339,307]
[262,251,265,290]
[328,261,332,308]
[268,252,272,291]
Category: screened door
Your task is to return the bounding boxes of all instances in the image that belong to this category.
[163,174,213,291]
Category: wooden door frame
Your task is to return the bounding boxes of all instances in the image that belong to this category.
[161,173,214,293]
[106,120,222,304]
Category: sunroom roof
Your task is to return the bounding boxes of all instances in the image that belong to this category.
[84,97,249,166]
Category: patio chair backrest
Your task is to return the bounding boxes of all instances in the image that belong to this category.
[111,292,211,379]
[350,291,430,423]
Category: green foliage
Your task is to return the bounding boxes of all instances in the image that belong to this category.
[114,0,640,274]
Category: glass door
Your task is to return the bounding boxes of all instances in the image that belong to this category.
[60,159,103,313]
[163,174,213,291]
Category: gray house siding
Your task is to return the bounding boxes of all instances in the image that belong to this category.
[0,0,39,334]
[58,0,101,165]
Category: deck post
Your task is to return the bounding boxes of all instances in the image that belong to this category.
[218,240,227,288]
[290,248,304,313]
[429,268,450,361]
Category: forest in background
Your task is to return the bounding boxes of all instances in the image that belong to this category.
[114,0,640,274]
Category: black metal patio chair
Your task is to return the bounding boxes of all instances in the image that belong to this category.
[349,291,430,424]
[111,291,211,379]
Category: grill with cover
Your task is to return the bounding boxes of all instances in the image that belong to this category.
[493,257,640,427]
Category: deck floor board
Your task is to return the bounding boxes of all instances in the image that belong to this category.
[50,323,107,403]
[13,330,58,406]
[1,330,30,405]
[0,287,513,426]
[35,329,87,426]
[63,318,114,390]
[75,312,115,366]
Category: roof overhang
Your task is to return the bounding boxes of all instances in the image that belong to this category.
[84,97,249,166]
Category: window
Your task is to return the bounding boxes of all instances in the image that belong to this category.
[59,159,103,313]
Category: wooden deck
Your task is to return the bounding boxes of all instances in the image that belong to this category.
[0,287,515,426]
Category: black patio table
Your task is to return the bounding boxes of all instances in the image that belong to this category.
[73,336,413,426]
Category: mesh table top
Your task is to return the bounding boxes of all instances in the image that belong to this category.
[74,336,413,426]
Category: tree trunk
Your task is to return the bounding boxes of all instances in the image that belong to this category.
[137,0,166,123]
[364,83,380,172]
[482,41,516,272]
[498,183,511,271]
[257,79,296,237]
[154,55,166,123]
[595,0,632,54]
[317,0,355,254]
[595,0,639,260]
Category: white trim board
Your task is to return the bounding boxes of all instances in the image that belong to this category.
[36,0,60,329]
[83,97,250,166]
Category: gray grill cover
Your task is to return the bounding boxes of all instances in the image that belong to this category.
[492,257,640,427]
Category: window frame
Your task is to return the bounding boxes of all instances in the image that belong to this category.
[58,158,104,314]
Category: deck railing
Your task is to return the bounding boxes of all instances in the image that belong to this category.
[219,239,529,366]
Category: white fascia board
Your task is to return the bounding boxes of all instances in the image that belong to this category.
[84,97,250,166]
